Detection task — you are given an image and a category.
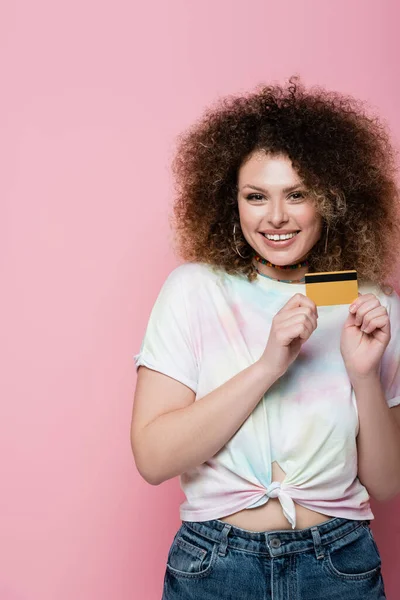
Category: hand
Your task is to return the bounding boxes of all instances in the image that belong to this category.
[259,293,318,378]
[340,293,391,380]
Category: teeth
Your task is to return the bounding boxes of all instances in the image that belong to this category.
[263,232,298,241]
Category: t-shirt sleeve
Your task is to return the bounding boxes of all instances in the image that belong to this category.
[133,267,199,393]
[380,287,400,408]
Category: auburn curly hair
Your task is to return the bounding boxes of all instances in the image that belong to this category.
[169,75,400,289]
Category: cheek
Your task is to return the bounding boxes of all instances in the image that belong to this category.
[310,217,322,233]
[238,204,261,227]
[296,211,322,244]
[309,222,323,243]
[237,199,250,222]
[300,209,322,232]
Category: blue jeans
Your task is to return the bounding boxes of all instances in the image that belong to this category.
[162,516,386,599]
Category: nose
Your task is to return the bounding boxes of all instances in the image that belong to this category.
[266,199,289,227]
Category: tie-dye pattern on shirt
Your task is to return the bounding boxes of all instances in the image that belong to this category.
[134,262,400,528]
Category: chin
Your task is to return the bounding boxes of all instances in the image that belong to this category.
[259,252,307,266]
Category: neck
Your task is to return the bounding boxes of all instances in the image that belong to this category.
[252,253,309,283]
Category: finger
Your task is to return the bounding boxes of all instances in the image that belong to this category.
[277,306,318,325]
[360,306,387,331]
[293,312,317,333]
[349,293,378,315]
[279,293,318,318]
[279,321,313,344]
[279,313,316,339]
[353,297,381,327]
[362,315,390,335]
[275,313,317,338]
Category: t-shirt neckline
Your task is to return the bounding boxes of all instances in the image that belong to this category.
[254,271,306,293]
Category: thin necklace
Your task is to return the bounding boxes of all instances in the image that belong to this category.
[253,252,307,284]
[255,266,306,284]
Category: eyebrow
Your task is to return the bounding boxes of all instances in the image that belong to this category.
[242,183,305,194]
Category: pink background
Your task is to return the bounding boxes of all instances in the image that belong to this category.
[1,1,399,599]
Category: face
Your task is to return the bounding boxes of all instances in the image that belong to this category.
[237,151,322,266]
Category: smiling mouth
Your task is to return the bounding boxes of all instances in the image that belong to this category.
[261,231,300,241]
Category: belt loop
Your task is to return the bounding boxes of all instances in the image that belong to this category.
[311,526,325,560]
[218,523,232,557]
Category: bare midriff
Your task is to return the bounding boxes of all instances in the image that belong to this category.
[218,461,333,531]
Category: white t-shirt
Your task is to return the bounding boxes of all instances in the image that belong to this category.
[134,262,400,528]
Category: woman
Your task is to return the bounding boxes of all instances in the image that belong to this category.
[131,76,400,599]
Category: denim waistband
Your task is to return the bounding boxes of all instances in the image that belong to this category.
[181,517,371,560]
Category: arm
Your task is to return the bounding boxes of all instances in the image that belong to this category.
[132,292,318,486]
[354,374,400,502]
[342,289,400,502]
[133,360,278,485]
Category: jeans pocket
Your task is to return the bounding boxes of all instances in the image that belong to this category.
[324,523,381,581]
[166,523,219,579]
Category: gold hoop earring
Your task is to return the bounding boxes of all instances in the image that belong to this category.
[232,223,248,259]
[324,224,330,254]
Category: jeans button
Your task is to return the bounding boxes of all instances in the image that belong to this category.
[270,537,281,548]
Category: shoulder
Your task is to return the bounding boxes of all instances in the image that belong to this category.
[165,261,227,292]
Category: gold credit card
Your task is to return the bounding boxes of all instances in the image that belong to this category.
[305,270,358,306]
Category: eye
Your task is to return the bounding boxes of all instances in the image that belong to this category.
[246,194,264,201]
[291,191,308,199]
[246,191,308,202]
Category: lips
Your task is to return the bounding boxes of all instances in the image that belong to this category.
[261,231,299,241]
[259,231,300,249]
[260,230,300,235]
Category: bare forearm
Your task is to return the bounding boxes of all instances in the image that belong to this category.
[139,361,279,485]
[354,375,400,501]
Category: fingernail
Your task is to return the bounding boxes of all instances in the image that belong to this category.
[349,305,356,313]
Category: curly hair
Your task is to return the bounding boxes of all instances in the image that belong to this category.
[169,75,400,290]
